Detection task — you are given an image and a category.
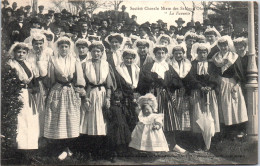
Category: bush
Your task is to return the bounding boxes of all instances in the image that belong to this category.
[1,51,23,159]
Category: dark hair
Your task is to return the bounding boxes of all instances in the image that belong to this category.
[44,33,54,41]
[76,42,89,47]
[136,41,149,48]
[89,43,104,52]
[197,47,208,54]
[122,52,136,59]
[234,41,247,47]
[172,47,185,54]
[108,35,123,44]
[217,40,228,46]
[32,38,44,44]
[57,40,70,47]
[153,47,168,54]
[13,45,29,53]
[185,35,197,41]
[160,36,170,44]
[204,31,217,37]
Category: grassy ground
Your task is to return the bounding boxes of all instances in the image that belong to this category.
[1,134,258,165]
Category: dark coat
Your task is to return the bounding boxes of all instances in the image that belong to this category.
[137,60,183,95]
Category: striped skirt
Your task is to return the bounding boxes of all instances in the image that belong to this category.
[157,88,181,131]
[80,86,107,135]
[174,89,191,131]
[44,83,81,139]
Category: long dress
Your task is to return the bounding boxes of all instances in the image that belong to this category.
[211,51,248,125]
[129,113,169,152]
[114,62,140,131]
[80,59,116,135]
[190,60,220,133]
[26,48,52,136]
[138,60,183,131]
[168,58,201,131]
[44,54,85,139]
[7,59,39,149]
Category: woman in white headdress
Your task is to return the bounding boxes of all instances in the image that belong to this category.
[184,31,198,61]
[44,37,86,160]
[168,44,202,132]
[156,34,177,61]
[26,33,53,137]
[132,38,154,68]
[138,45,186,153]
[211,35,248,139]
[80,41,116,157]
[75,38,91,64]
[42,29,55,49]
[106,33,126,69]
[204,27,221,60]
[7,43,40,157]
[190,43,220,150]
[114,49,140,131]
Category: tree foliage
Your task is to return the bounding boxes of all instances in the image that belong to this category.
[1,51,23,158]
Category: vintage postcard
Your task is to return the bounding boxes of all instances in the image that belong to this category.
[1,0,258,165]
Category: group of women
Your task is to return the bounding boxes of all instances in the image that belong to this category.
[7,26,249,163]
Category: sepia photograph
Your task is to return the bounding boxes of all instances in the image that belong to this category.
[1,0,258,165]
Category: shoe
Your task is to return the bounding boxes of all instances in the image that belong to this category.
[110,152,117,163]
[87,152,93,161]
[173,145,187,154]
[237,132,246,138]
[58,151,68,160]
[67,148,73,157]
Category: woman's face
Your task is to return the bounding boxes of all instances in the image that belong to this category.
[155,49,166,62]
[234,43,246,55]
[205,34,216,44]
[110,38,121,51]
[219,43,229,53]
[159,39,169,46]
[198,39,206,43]
[91,47,103,60]
[77,45,88,56]
[123,54,134,66]
[186,38,196,48]
[137,45,148,56]
[14,48,28,62]
[177,39,183,44]
[32,39,44,53]
[141,104,153,116]
[101,21,108,28]
[197,50,208,61]
[58,43,70,57]
[173,50,184,62]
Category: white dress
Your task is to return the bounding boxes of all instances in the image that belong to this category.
[44,55,85,139]
[80,59,114,135]
[129,113,169,152]
[26,48,52,136]
[8,60,40,149]
[212,52,248,125]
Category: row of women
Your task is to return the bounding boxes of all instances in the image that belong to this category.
[7,26,249,162]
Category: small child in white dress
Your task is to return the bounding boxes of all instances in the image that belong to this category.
[129,93,169,152]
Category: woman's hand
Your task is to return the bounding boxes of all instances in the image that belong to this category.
[105,98,110,109]
[201,86,211,93]
[231,83,239,93]
[84,98,91,108]
[179,88,185,95]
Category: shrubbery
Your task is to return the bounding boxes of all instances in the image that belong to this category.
[1,49,23,159]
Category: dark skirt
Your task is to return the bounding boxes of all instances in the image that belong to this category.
[106,105,131,148]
